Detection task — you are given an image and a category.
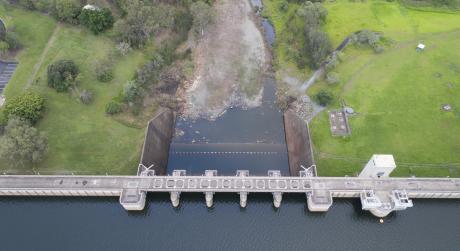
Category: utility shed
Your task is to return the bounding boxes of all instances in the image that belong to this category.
[416,43,425,51]
[359,154,396,178]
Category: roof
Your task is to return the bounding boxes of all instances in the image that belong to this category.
[417,43,425,49]
[372,154,396,168]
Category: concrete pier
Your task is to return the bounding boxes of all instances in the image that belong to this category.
[0,173,459,217]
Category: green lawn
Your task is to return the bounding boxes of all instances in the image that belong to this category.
[310,1,460,177]
[0,6,148,174]
[0,5,56,97]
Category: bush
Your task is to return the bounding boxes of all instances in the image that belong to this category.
[53,0,82,24]
[0,41,8,57]
[123,80,143,103]
[79,8,114,34]
[326,72,340,84]
[351,30,384,53]
[3,92,45,124]
[47,59,79,92]
[5,32,21,50]
[279,1,289,12]
[105,100,122,115]
[116,41,131,56]
[315,90,333,106]
[0,117,48,167]
[95,60,114,82]
[79,89,93,104]
[135,54,164,87]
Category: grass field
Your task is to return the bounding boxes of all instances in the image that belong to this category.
[0,5,148,174]
[309,1,460,177]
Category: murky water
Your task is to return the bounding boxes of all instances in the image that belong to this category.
[0,196,458,250]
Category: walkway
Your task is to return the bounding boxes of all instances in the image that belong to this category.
[0,172,458,216]
[24,24,61,90]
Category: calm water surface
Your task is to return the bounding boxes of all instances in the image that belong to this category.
[0,196,459,250]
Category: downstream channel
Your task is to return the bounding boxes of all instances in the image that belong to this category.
[168,1,287,175]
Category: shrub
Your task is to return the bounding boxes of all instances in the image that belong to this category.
[95,60,114,82]
[279,1,289,12]
[79,89,93,104]
[315,90,333,106]
[135,54,164,87]
[5,32,21,50]
[116,41,131,56]
[3,92,45,124]
[123,80,143,103]
[0,41,8,57]
[0,117,48,167]
[79,8,114,34]
[47,59,79,92]
[326,72,340,84]
[105,100,122,115]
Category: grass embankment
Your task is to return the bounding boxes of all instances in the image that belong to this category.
[309,1,460,177]
[0,6,147,174]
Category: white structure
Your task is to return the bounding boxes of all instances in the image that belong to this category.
[359,154,396,178]
[83,4,100,11]
[416,43,425,51]
[0,95,5,107]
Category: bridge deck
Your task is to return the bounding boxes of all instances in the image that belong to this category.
[0,175,458,194]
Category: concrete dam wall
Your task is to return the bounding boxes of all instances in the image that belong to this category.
[283,109,316,176]
[139,108,175,175]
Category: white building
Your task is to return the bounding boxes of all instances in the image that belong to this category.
[359,154,396,178]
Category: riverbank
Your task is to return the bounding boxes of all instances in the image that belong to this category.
[179,0,268,121]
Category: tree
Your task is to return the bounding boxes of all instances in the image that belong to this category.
[0,118,48,167]
[114,0,156,48]
[304,28,332,69]
[315,89,333,106]
[47,59,79,92]
[3,92,45,124]
[79,8,114,34]
[53,0,82,24]
[190,1,214,37]
[297,1,327,28]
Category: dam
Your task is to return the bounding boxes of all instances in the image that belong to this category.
[0,167,459,217]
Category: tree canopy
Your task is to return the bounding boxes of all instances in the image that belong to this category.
[0,118,48,167]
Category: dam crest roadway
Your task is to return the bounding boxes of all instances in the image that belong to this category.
[0,167,459,218]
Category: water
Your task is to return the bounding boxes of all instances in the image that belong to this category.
[0,196,458,250]
[168,78,289,176]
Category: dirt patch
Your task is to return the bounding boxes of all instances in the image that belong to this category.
[179,0,268,120]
